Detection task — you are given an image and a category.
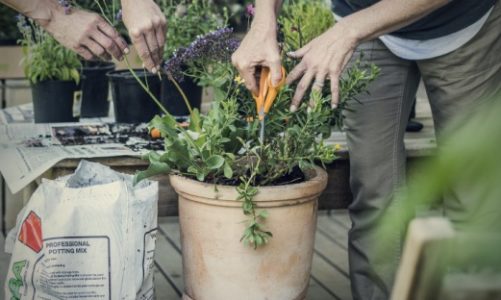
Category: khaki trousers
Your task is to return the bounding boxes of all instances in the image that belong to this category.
[343,1,501,299]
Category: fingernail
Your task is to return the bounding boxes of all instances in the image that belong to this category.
[124,47,130,54]
[287,52,295,57]
[331,104,338,109]
[290,105,297,113]
[152,67,158,73]
[307,107,312,114]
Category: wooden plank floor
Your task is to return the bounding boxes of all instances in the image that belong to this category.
[155,210,352,300]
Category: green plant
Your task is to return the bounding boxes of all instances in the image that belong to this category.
[17,16,81,84]
[133,0,378,248]
[279,0,335,53]
[158,0,228,59]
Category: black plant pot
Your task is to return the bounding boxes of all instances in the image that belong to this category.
[0,39,18,46]
[80,60,115,118]
[161,76,202,117]
[31,80,81,123]
[107,69,161,123]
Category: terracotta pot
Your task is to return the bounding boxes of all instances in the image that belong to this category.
[169,166,328,300]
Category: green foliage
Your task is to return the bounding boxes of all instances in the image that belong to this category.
[279,0,335,52]
[157,0,228,59]
[17,18,81,84]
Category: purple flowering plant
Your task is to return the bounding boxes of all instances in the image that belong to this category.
[163,27,240,85]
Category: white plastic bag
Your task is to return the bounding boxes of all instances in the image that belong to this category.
[4,160,158,300]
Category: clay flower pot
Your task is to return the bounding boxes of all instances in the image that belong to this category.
[169,166,328,300]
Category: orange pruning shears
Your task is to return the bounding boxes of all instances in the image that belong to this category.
[252,66,287,143]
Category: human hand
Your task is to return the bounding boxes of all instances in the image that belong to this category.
[231,24,283,95]
[121,0,166,73]
[286,24,359,111]
[41,7,128,61]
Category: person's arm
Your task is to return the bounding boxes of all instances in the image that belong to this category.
[121,0,166,73]
[1,0,128,61]
[286,0,449,110]
[231,0,283,94]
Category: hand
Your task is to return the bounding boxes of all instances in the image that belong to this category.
[231,24,283,95]
[42,7,128,61]
[121,0,166,73]
[286,24,359,111]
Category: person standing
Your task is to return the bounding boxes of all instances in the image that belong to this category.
[232,0,501,299]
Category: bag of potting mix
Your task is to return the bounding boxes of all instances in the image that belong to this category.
[4,160,158,299]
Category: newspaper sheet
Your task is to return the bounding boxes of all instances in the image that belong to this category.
[0,105,160,194]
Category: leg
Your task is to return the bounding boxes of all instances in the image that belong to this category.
[418,1,501,229]
[344,39,421,300]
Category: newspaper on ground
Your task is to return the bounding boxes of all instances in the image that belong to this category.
[0,104,164,194]
[4,160,158,299]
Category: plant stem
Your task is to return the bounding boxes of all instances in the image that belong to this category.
[95,1,113,24]
[124,56,169,115]
[167,73,193,115]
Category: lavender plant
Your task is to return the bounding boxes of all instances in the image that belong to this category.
[163,27,240,97]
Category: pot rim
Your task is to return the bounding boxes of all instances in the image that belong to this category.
[81,60,116,71]
[169,166,328,204]
[30,79,79,86]
[106,68,158,79]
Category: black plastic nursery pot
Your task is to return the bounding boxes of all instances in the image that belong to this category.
[107,69,161,123]
[80,60,115,118]
[161,76,202,117]
[31,80,81,123]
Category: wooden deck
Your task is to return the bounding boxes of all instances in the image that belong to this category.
[154,210,352,300]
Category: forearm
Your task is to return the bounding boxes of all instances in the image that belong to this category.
[337,0,449,43]
[1,0,63,27]
[252,0,282,32]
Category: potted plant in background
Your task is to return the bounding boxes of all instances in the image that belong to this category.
[17,15,82,123]
[83,0,163,123]
[136,0,379,298]
[158,0,227,117]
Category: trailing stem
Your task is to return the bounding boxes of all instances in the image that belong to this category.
[166,72,193,115]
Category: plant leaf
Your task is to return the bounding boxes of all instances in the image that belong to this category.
[134,152,171,185]
[150,114,177,137]
[223,162,233,179]
[206,155,225,170]
[189,108,202,133]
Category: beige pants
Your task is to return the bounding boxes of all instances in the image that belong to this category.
[343,2,501,299]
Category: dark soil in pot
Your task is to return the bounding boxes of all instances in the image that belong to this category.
[202,165,306,187]
[31,80,81,123]
[80,60,115,118]
[107,69,161,123]
[161,76,202,117]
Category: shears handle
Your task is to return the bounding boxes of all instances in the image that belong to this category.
[253,66,287,120]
